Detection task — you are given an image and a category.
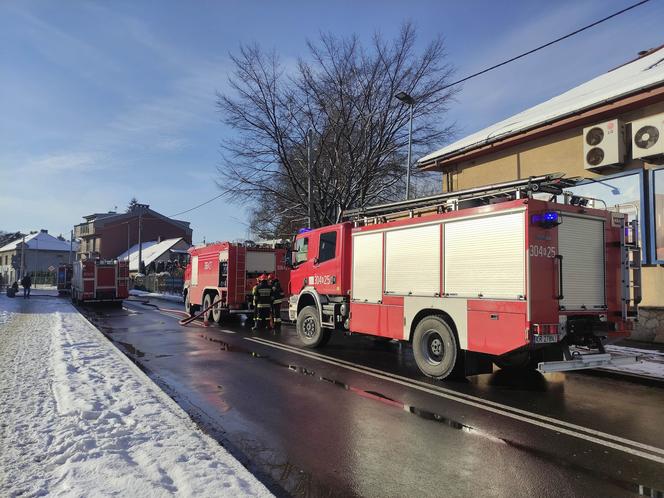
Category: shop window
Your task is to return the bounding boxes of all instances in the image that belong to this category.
[566,171,645,259]
[651,168,664,263]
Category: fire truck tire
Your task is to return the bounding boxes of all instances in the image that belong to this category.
[211,293,225,323]
[412,315,460,379]
[185,292,194,317]
[202,294,214,323]
[297,306,330,348]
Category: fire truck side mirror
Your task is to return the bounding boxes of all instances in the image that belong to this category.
[284,251,293,268]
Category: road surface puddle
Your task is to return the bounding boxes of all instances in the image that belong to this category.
[117,341,146,358]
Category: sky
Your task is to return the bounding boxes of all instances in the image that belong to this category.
[1,0,663,244]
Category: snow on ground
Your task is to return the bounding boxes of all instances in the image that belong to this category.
[0,294,272,497]
[603,344,664,379]
[130,289,184,303]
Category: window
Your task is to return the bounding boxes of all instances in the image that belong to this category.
[566,171,645,259]
[294,237,309,265]
[318,231,337,263]
[651,168,664,263]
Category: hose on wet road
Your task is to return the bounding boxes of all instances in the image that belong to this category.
[179,298,223,326]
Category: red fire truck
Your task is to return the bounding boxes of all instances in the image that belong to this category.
[287,174,642,379]
[57,263,73,295]
[183,242,289,323]
[71,259,129,304]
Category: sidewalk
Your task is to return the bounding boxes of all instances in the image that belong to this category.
[0,294,271,497]
[129,289,184,303]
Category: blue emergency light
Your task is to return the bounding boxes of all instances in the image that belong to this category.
[297,227,312,234]
[532,211,561,228]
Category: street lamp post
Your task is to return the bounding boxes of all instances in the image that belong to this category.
[395,91,415,200]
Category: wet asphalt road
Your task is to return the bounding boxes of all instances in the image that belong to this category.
[81,298,664,498]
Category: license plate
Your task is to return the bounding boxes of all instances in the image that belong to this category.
[533,334,559,344]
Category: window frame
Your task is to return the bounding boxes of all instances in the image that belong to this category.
[648,166,664,264]
[318,230,338,264]
[567,169,647,261]
[293,236,309,266]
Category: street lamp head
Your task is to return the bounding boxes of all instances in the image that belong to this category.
[394,91,415,106]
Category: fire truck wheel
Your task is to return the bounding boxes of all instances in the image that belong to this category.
[185,292,193,317]
[412,315,459,379]
[297,306,331,348]
[202,294,214,323]
[211,294,224,323]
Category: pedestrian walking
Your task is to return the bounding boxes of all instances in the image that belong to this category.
[21,274,32,299]
[251,274,273,330]
[270,274,284,332]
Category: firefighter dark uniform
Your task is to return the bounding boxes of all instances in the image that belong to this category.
[271,276,284,330]
[252,275,273,330]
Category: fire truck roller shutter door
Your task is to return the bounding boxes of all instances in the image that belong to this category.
[351,232,383,303]
[444,211,526,299]
[191,256,199,286]
[385,224,440,296]
[403,296,468,347]
[558,215,605,310]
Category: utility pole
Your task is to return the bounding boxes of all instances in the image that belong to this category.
[307,128,313,228]
[19,235,25,280]
[394,91,416,200]
[137,214,143,274]
[69,230,73,264]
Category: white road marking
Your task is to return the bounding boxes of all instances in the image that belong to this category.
[245,336,664,465]
[219,329,237,334]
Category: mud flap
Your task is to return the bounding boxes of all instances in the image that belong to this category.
[464,351,494,376]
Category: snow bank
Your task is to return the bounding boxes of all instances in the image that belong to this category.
[0,295,271,497]
[129,289,184,303]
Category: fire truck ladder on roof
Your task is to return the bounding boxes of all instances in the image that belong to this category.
[342,173,582,224]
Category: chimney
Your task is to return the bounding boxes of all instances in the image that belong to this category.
[40,229,48,234]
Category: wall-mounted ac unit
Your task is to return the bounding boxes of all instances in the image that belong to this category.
[632,112,664,160]
[583,119,626,170]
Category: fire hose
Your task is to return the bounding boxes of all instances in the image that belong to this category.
[178,298,223,326]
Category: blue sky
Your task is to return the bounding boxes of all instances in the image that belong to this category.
[1,0,662,243]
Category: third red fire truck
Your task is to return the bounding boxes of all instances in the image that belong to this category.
[287,174,642,379]
[71,259,129,304]
[184,242,289,323]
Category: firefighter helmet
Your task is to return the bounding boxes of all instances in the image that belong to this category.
[259,273,269,281]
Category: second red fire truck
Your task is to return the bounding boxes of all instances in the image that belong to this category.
[287,174,641,379]
[183,242,289,323]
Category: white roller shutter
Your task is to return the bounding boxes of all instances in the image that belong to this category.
[385,224,440,295]
[352,232,383,303]
[191,256,199,285]
[444,212,525,298]
[558,215,605,310]
[246,251,276,273]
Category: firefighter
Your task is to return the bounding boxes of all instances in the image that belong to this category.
[270,274,284,331]
[251,274,273,330]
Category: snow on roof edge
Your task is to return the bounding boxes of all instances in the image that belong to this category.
[419,45,664,166]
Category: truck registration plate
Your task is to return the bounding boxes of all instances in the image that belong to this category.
[533,334,559,344]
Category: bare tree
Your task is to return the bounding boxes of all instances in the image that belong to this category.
[217,23,457,238]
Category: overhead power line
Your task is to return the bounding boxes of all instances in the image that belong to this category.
[169,0,650,219]
[442,0,651,90]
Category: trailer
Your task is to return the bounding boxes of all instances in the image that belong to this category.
[183,242,289,323]
[71,259,129,304]
[287,174,642,379]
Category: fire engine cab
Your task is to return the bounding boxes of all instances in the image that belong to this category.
[184,242,289,323]
[287,174,642,379]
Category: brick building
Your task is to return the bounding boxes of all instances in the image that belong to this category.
[75,204,192,260]
[418,46,664,341]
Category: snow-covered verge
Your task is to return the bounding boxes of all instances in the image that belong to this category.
[602,344,664,380]
[130,289,184,303]
[0,295,271,497]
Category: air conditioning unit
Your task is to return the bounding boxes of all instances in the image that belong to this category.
[583,119,626,170]
[632,112,664,160]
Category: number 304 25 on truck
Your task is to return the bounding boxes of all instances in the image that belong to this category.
[286,175,642,379]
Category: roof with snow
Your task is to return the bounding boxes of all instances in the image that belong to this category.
[117,237,187,271]
[0,231,78,252]
[419,45,664,167]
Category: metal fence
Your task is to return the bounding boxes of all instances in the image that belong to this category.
[132,272,184,296]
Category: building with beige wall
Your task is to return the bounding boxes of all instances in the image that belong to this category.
[418,45,664,341]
